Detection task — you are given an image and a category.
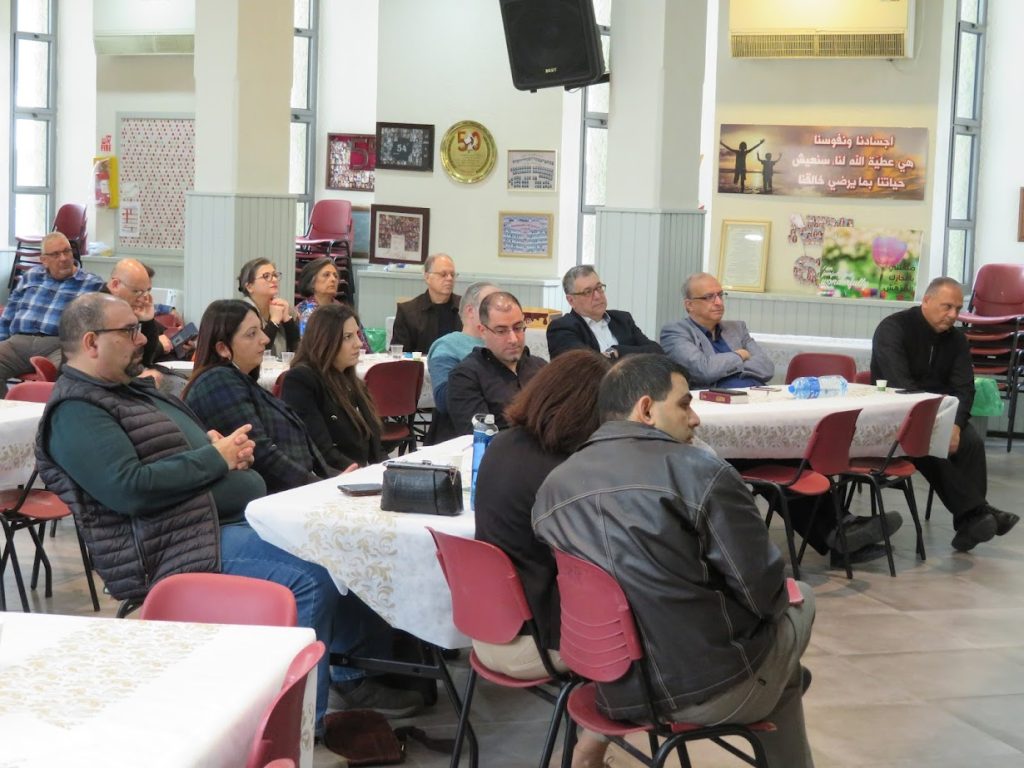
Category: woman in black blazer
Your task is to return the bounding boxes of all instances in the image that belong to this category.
[282,303,385,469]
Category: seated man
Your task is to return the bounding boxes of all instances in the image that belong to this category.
[445,291,547,437]
[0,231,104,395]
[660,272,773,388]
[546,265,663,359]
[391,252,461,354]
[101,258,172,389]
[533,354,814,768]
[427,280,498,411]
[872,276,1018,552]
[35,293,414,729]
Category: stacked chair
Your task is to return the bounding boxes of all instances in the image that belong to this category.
[295,199,355,305]
[9,203,88,290]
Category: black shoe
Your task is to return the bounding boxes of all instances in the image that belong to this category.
[800,666,812,694]
[829,542,888,568]
[951,512,998,552]
[328,679,424,719]
[826,512,904,554]
[987,506,1020,536]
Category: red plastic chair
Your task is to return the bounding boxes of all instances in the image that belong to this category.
[139,572,299,627]
[245,641,326,768]
[428,528,571,768]
[272,370,289,399]
[552,550,772,768]
[741,409,862,579]
[364,360,424,455]
[784,353,858,384]
[5,380,55,402]
[854,370,873,385]
[10,203,88,290]
[20,356,59,383]
[844,397,943,569]
[958,263,1024,451]
[295,199,354,260]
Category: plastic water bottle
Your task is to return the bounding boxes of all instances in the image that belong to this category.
[788,375,849,399]
[470,414,498,510]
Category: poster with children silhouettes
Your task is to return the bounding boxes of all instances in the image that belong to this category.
[718,124,927,200]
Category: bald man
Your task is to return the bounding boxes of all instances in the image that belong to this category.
[101,259,170,387]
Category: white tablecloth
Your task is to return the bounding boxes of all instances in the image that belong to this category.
[749,332,873,384]
[692,384,958,460]
[0,612,316,768]
[0,399,44,490]
[246,436,474,650]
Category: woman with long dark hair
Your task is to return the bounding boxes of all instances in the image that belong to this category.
[237,257,299,357]
[282,303,384,469]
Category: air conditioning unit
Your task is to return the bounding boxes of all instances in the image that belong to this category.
[93,0,194,56]
[729,0,915,59]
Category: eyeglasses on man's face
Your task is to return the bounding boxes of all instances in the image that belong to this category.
[689,291,728,303]
[483,322,527,337]
[428,270,458,280]
[90,323,143,339]
[570,283,607,299]
[256,271,283,282]
[43,247,73,259]
[122,283,153,298]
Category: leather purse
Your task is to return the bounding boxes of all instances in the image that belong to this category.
[380,460,464,516]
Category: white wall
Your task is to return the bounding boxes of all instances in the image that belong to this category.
[0,0,11,250]
[374,0,564,278]
[711,0,950,296]
[975,0,1024,270]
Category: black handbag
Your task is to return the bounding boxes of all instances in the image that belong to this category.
[380,460,464,516]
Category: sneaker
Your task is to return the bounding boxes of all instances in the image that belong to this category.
[829,542,888,568]
[951,511,998,552]
[329,678,424,719]
[987,506,1020,536]
[826,512,904,553]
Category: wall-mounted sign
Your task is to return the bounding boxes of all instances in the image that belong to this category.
[818,226,923,301]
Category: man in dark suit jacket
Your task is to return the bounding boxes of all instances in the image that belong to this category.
[391,253,461,354]
[546,265,663,359]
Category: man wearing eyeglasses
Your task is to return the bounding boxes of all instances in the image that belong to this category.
[445,291,547,437]
[101,259,170,389]
[0,231,104,395]
[660,272,774,388]
[391,253,462,354]
[547,265,663,360]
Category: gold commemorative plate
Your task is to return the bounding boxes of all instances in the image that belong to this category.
[440,120,497,184]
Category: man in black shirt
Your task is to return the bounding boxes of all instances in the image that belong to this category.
[872,276,1019,552]
[391,253,461,354]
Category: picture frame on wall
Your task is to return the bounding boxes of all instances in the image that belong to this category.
[351,205,371,258]
[498,211,554,259]
[507,149,557,192]
[718,219,770,293]
[326,133,376,191]
[369,204,430,265]
[375,122,435,172]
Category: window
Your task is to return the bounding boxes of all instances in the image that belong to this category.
[943,0,985,284]
[291,0,318,235]
[10,0,57,244]
[578,0,611,263]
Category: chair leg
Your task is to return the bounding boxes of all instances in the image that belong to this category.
[30,521,45,589]
[559,713,578,768]
[772,492,802,581]
[828,486,854,579]
[925,485,935,521]
[1,520,31,612]
[537,681,574,768]
[1007,371,1020,452]
[449,667,477,768]
[25,523,54,597]
[77,526,101,611]
[865,476,897,577]
[902,479,927,561]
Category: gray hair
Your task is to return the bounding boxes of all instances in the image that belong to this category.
[59,293,122,356]
[479,291,522,325]
[562,265,598,295]
[924,276,963,297]
[41,231,68,254]
[682,272,716,299]
[424,253,454,274]
[460,281,497,321]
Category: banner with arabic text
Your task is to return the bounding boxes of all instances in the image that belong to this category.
[718,124,927,200]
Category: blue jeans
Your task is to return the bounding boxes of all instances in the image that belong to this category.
[219,523,392,727]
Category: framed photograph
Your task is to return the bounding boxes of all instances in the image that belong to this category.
[326,133,376,191]
[498,211,554,259]
[369,204,430,265]
[507,149,557,192]
[352,205,371,258]
[718,220,770,293]
[375,122,434,172]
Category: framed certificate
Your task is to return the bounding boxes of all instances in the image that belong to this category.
[718,220,770,292]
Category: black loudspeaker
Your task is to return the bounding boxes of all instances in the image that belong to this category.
[499,0,606,92]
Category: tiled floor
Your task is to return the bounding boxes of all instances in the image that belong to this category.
[5,437,1024,767]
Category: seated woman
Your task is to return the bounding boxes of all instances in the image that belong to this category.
[282,303,385,469]
[473,348,611,767]
[183,299,334,492]
[237,257,299,357]
[294,256,370,351]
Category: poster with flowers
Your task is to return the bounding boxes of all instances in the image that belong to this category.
[818,226,922,301]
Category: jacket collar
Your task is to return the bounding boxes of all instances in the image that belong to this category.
[62,364,160,394]
[581,419,683,449]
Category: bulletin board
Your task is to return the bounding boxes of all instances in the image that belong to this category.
[115,114,195,254]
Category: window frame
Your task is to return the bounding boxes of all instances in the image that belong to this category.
[291,0,319,235]
[577,21,610,264]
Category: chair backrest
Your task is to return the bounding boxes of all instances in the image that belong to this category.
[245,640,325,768]
[306,199,353,240]
[52,203,88,258]
[428,527,535,645]
[854,370,873,385]
[29,355,59,382]
[785,353,858,384]
[804,408,861,476]
[553,549,643,683]
[138,572,298,627]
[896,397,944,459]
[969,263,1024,318]
[5,380,55,402]
[364,360,424,418]
[272,370,289,399]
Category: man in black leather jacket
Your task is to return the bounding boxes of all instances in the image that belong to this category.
[534,354,815,767]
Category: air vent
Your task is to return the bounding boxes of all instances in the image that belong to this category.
[94,34,194,56]
[731,32,906,59]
